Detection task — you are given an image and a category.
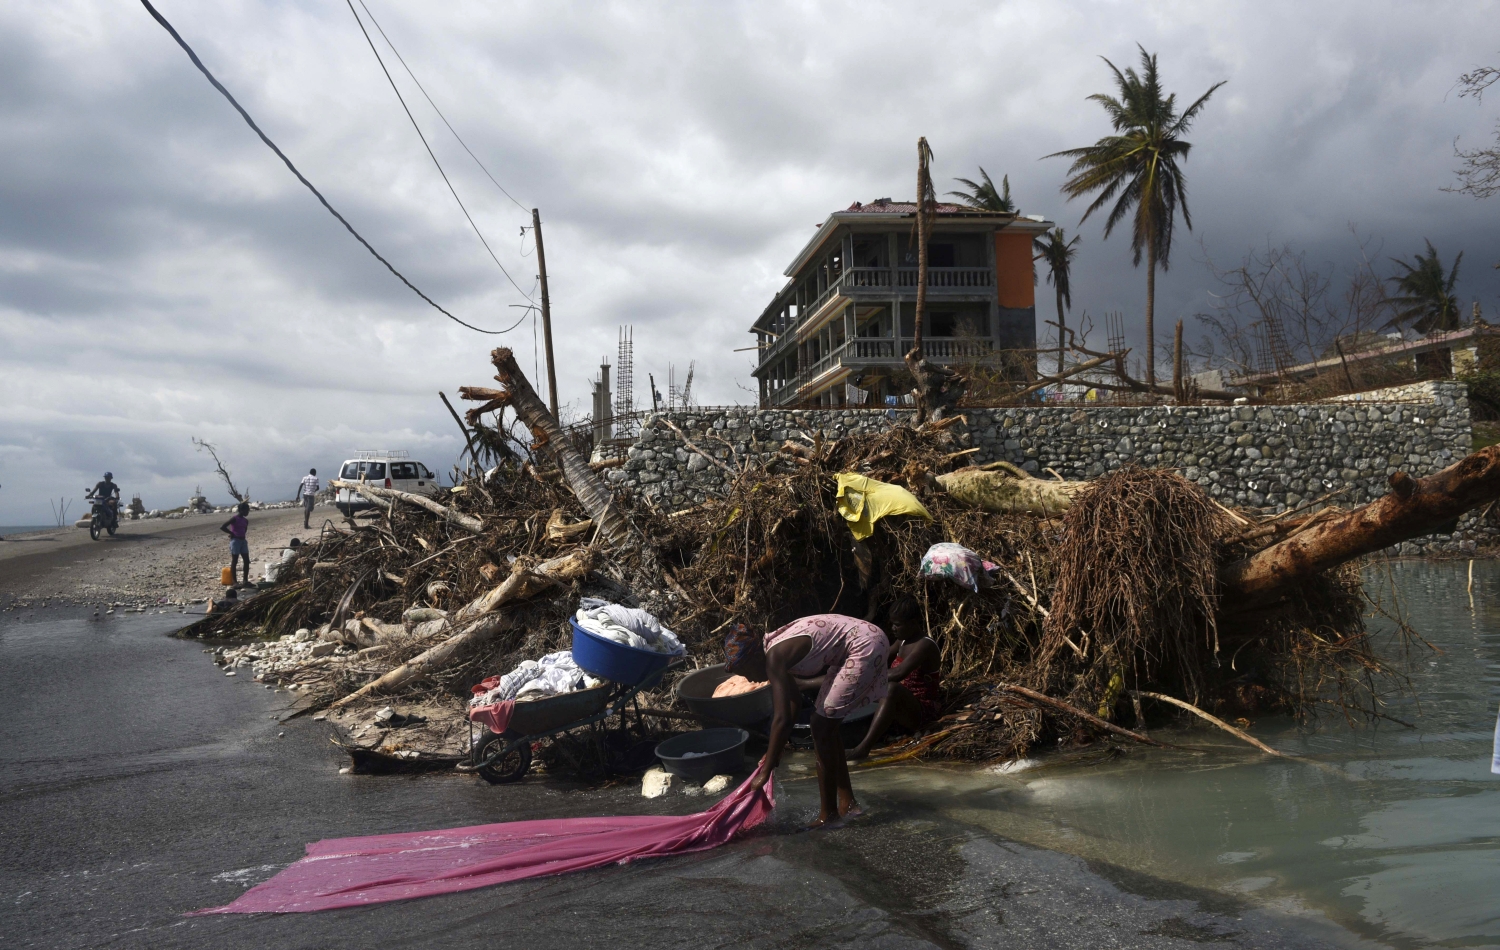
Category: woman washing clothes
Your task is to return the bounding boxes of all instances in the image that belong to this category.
[726,614,889,828]
[848,599,942,760]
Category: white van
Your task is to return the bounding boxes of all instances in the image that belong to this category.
[335,451,439,515]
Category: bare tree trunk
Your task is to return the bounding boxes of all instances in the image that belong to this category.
[460,348,633,549]
[905,138,935,424]
[1172,319,1184,403]
[328,479,483,533]
[1145,242,1157,388]
[1055,285,1067,376]
[1222,445,1500,600]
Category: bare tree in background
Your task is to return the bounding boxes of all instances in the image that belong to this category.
[1448,62,1500,199]
[1194,238,1394,389]
[192,437,246,503]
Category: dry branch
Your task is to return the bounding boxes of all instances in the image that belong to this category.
[329,479,482,533]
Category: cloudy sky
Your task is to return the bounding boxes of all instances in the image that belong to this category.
[2,0,1497,524]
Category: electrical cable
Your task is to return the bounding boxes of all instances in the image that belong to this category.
[138,0,508,335]
[345,0,534,303]
[356,0,531,216]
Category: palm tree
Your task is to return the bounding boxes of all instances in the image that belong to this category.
[1033,228,1081,374]
[949,168,1016,213]
[1387,240,1463,334]
[1048,46,1225,387]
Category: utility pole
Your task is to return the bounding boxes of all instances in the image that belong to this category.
[532,208,559,420]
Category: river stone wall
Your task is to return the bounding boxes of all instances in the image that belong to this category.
[606,380,1491,554]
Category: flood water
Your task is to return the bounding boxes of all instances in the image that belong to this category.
[1,560,1495,948]
[854,560,1500,949]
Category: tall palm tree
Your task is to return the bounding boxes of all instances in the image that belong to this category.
[1387,240,1463,334]
[1048,46,1224,387]
[1033,228,1081,374]
[949,168,1016,213]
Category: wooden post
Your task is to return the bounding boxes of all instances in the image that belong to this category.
[532,208,559,421]
[1172,320,1184,403]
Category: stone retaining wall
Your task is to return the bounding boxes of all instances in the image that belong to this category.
[606,381,1491,554]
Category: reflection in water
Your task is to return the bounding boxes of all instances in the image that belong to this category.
[856,560,1500,949]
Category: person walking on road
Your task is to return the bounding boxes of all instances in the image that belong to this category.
[221,502,251,586]
[297,468,320,529]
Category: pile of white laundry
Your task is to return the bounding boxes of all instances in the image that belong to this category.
[470,651,602,705]
[574,598,685,656]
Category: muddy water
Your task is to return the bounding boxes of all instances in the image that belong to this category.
[856,560,1500,949]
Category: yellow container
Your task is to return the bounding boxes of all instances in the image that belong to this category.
[220,566,234,586]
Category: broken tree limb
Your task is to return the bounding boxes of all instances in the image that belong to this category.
[996,684,1179,750]
[1221,444,1500,600]
[331,549,596,708]
[937,466,1087,516]
[1131,690,1293,759]
[329,479,482,534]
[461,348,634,550]
[659,417,736,477]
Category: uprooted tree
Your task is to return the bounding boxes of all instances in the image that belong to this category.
[188,345,1500,768]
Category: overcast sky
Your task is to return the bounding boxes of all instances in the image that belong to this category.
[2,0,1497,524]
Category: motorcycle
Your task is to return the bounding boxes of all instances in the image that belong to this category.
[88,494,119,540]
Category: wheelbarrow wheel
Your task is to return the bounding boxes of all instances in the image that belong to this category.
[474,729,532,784]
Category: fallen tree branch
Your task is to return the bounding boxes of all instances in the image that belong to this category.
[329,479,482,534]
[659,417,736,477]
[330,549,595,708]
[1222,444,1500,599]
[1131,690,1293,759]
[997,684,1177,750]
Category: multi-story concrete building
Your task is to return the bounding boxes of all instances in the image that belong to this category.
[750,198,1054,407]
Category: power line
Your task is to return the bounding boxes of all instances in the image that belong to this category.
[356,0,531,216]
[138,0,509,335]
[345,0,534,303]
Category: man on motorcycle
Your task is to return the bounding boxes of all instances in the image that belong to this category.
[86,472,121,538]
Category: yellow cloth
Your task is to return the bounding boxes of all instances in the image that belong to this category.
[834,472,933,541]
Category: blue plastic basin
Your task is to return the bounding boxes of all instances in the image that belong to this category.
[569,618,673,687]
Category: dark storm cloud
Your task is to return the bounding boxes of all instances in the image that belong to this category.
[2,0,1499,523]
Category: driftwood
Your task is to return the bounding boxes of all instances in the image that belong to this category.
[997,684,1179,750]
[937,463,1087,516]
[330,549,595,708]
[328,479,482,534]
[1131,690,1293,759]
[461,348,633,549]
[1222,444,1500,599]
[545,508,594,542]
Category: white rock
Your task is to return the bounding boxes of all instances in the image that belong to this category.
[293,628,314,642]
[702,774,733,794]
[309,641,336,657]
[641,768,674,799]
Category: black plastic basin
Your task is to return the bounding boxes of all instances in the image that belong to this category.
[654,727,749,784]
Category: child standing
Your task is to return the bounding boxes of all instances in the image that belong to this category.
[220,502,251,586]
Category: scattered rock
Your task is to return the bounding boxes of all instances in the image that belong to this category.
[641,768,674,799]
[702,774,732,794]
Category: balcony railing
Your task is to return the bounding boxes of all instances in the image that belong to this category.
[778,337,996,397]
[897,267,994,288]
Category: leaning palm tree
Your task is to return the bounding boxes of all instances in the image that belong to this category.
[1387,240,1463,334]
[1033,228,1081,374]
[949,168,1016,213]
[1047,46,1225,387]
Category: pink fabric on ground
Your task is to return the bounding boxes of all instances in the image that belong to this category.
[191,775,774,915]
[468,699,515,734]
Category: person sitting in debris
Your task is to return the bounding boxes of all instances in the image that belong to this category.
[220,502,251,586]
[848,598,942,760]
[727,613,890,829]
[262,538,302,584]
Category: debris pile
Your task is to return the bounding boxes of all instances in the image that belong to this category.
[189,346,1500,770]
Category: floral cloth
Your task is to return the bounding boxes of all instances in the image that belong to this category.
[919,542,997,593]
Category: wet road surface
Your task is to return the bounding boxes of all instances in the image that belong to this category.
[0,612,1360,949]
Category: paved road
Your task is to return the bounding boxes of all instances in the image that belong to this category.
[0,611,1359,950]
[0,508,312,606]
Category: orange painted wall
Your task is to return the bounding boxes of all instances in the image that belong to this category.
[994,231,1035,309]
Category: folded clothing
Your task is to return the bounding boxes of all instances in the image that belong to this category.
[575,598,685,655]
[470,651,601,706]
[712,675,765,698]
